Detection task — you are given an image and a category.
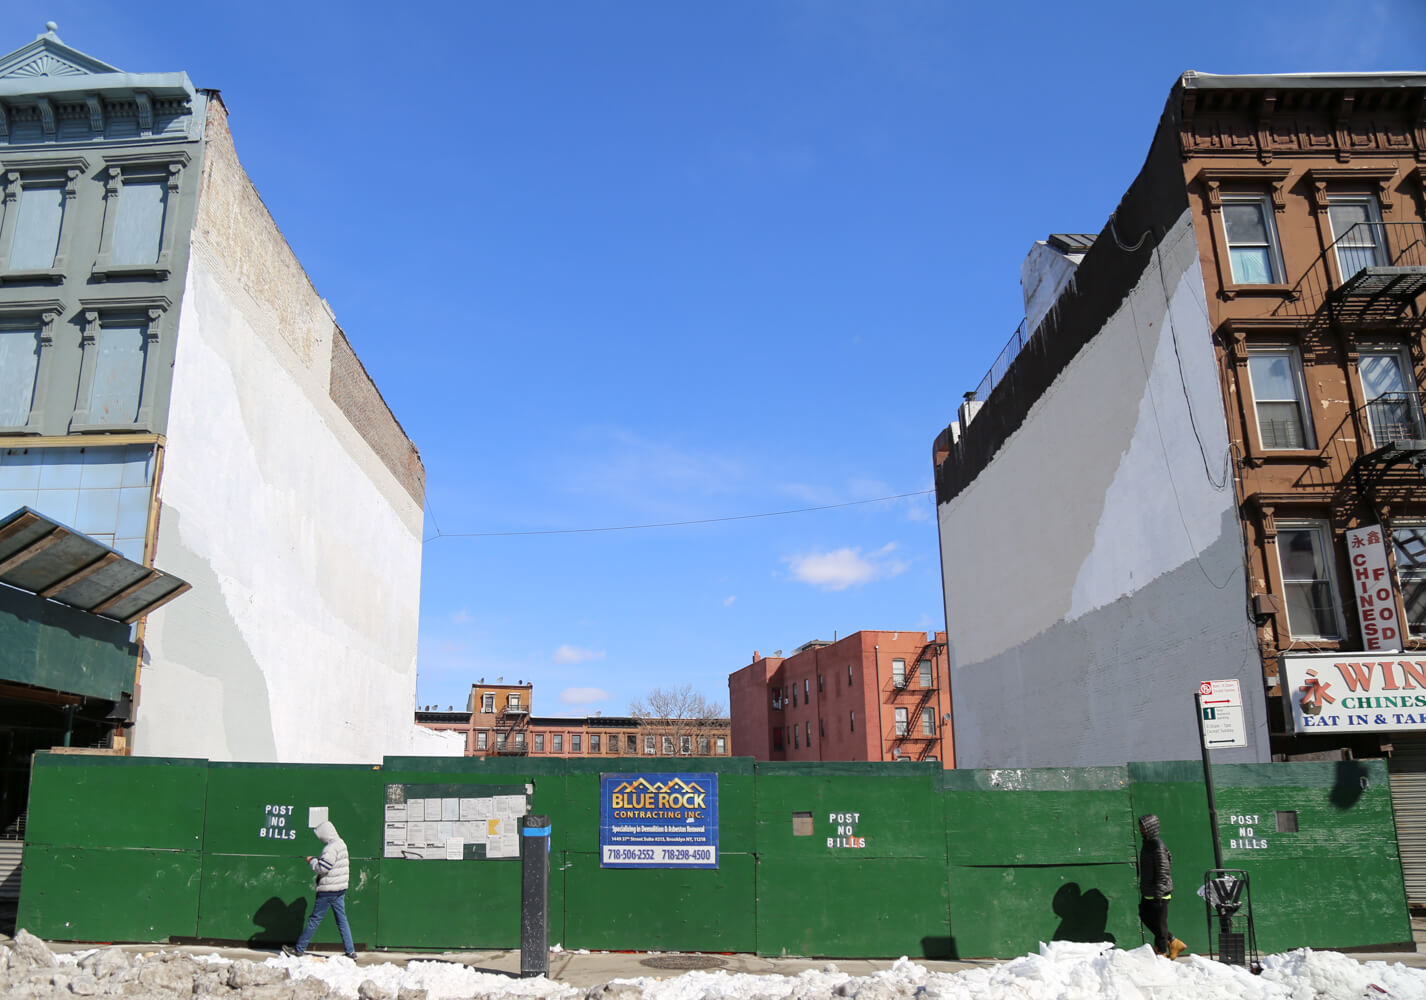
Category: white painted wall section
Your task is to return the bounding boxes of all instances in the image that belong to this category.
[138,242,455,762]
[939,211,1267,769]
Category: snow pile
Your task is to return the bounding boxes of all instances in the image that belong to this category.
[3,930,1425,999]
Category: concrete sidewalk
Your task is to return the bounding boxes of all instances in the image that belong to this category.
[41,941,1426,986]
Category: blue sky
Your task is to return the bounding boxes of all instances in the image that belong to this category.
[10,1,1424,718]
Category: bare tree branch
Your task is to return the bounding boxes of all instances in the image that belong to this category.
[629,684,728,755]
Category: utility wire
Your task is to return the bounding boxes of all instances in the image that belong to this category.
[424,489,934,540]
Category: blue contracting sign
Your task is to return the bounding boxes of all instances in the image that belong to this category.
[599,772,719,869]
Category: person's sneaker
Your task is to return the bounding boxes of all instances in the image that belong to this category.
[1168,938,1187,959]
[345,953,357,961]
[281,945,299,957]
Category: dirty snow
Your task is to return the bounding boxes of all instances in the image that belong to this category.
[10,931,1426,999]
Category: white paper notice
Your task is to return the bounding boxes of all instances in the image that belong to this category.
[308,806,328,828]
[459,798,479,821]
[424,798,442,821]
[442,798,459,821]
[385,804,407,823]
[445,838,464,860]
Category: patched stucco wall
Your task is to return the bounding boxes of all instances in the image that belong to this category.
[939,211,1267,768]
[134,94,452,762]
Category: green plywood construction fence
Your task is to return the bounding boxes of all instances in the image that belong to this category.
[15,753,1413,958]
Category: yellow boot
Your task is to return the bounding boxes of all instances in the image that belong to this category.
[1167,938,1187,959]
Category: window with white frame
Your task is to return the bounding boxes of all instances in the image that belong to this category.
[534,733,545,752]
[1392,525,1426,638]
[918,660,932,687]
[496,731,507,750]
[894,707,908,736]
[1327,195,1387,281]
[892,658,906,687]
[475,731,488,750]
[590,734,601,753]
[922,713,936,736]
[715,736,726,754]
[698,736,709,754]
[71,304,167,431]
[481,693,495,712]
[1222,194,1284,284]
[1359,346,1422,447]
[644,734,655,754]
[1247,347,1315,450]
[662,735,674,755]
[680,735,691,754]
[1276,521,1344,640]
[513,731,525,747]
[507,693,521,710]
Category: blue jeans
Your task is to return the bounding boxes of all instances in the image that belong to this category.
[295,890,353,955]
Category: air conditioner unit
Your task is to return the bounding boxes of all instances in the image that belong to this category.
[893,678,907,689]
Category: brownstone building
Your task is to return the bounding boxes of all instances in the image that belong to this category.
[727,631,952,766]
[415,681,730,759]
[932,70,1426,900]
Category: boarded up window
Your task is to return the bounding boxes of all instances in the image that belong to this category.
[112,181,167,265]
[87,323,148,425]
[0,324,41,426]
[9,185,64,269]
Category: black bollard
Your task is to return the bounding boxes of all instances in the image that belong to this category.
[519,814,551,978]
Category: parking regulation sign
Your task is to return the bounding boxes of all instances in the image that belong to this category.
[1199,679,1247,749]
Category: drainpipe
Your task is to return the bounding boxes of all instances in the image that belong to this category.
[873,644,886,761]
[62,705,76,747]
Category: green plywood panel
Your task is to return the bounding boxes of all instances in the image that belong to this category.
[561,851,755,953]
[376,857,523,949]
[1225,857,1410,952]
[18,846,200,942]
[757,766,944,860]
[562,757,756,855]
[203,763,383,858]
[1126,775,1218,957]
[26,754,207,851]
[756,856,950,957]
[196,855,380,949]
[944,790,1135,866]
[946,864,1141,958]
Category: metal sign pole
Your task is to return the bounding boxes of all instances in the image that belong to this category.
[1195,693,1224,871]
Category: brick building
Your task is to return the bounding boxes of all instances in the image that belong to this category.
[416,681,731,759]
[931,71,1426,899]
[727,631,952,765]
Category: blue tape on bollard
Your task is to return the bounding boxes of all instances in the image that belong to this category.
[521,825,552,837]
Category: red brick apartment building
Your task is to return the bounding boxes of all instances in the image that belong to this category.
[415,681,730,759]
[728,631,953,766]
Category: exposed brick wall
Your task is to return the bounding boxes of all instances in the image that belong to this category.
[329,328,425,504]
[194,93,425,506]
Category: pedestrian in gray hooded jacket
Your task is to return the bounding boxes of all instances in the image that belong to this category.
[284,821,355,959]
[1137,814,1185,958]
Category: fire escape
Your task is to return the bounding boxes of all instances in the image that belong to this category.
[888,639,947,762]
[494,697,530,755]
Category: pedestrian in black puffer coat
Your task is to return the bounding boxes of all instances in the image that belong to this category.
[1137,814,1185,958]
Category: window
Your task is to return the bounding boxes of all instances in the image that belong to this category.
[1,162,82,276]
[590,734,601,753]
[1359,347,1423,447]
[793,726,799,749]
[918,660,932,688]
[475,731,487,750]
[698,736,709,754]
[715,737,726,755]
[773,727,783,750]
[892,658,906,687]
[496,732,507,750]
[894,707,908,736]
[771,689,782,710]
[1222,194,1284,284]
[571,734,581,753]
[0,317,43,429]
[1247,348,1314,449]
[1276,522,1344,640]
[92,155,187,278]
[644,735,655,755]
[534,733,545,752]
[680,735,691,754]
[791,684,797,707]
[805,721,811,746]
[552,733,563,753]
[71,308,165,430]
[1393,526,1426,638]
[481,693,495,713]
[848,665,853,685]
[803,679,810,701]
[507,693,521,710]
[662,735,674,755]
[1276,810,1299,833]
[627,734,637,754]
[819,718,825,738]
[817,674,823,692]
[922,713,936,736]
[849,710,855,732]
[1327,196,1387,281]
[513,731,525,748]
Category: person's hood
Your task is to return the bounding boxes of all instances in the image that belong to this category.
[314,821,339,844]
[1138,814,1160,838]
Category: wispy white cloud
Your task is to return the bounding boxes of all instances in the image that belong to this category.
[451,608,470,624]
[560,687,610,705]
[723,595,737,607]
[786,543,907,591]
[554,644,606,664]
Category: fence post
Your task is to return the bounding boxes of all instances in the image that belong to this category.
[520,814,551,978]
